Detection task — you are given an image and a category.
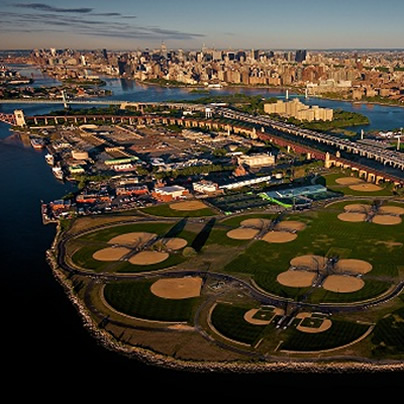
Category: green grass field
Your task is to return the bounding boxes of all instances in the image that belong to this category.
[319,172,393,196]
[224,201,404,303]
[210,304,267,345]
[371,299,404,358]
[104,280,198,322]
[142,204,216,217]
[281,320,371,351]
[70,221,196,273]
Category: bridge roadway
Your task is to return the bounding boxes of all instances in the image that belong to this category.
[216,108,404,171]
[0,98,204,111]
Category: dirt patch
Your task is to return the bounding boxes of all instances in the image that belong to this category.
[344,204,371,213]
[150,277,202,299]
[371,215,402,225]
[335,259,373,274]
[375,240,403,248]
[262,231,297,243]
[322,275,364,293]
[379,206,404,216]
[275,220,306,232]
[129,251,169,265]
[337,212,366,222]
[243,309,273,325]
[227,228,259,240]
[240,218,271,229]
[296,313,332,334]
[335,177,363,185]
[163,238,188,250]
[109,232,157,246]
[92,247,131,261]
[277,270,316,288]
[170,200,207,211]
[349,183,383,192]
[290,255,328,270]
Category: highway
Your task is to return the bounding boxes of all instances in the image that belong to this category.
[215,107,404,171]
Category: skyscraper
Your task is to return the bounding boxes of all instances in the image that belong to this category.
[295,49,307,63]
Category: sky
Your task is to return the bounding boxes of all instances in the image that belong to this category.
[1,0,404,50]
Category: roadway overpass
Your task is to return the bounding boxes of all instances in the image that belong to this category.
[0,106,402,185]
[216,108,404,172]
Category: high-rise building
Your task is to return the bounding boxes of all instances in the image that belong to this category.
[295,50,307,63]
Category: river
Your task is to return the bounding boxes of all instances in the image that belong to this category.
[2,65,403,390]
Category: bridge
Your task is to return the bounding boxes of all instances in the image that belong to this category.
[0,107,402,185]
[0,98,205,111]
[217,108,404,172]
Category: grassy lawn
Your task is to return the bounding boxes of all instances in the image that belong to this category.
[142,204,216,217]
[79,222,174,242]
[70,220,198,273]
[372,305,404,358]
[210,304,267,345]
[220,213,276,228]
[104,280,198,322]
[281,320,370,351]
[224,203,403,302]
[319,172,393,196]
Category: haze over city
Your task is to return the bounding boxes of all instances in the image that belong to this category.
[1,0,404,50]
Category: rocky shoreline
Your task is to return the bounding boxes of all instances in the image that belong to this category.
[46,225,404,374]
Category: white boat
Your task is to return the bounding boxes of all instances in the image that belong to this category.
[45,153,54,166]
[52,166,64,181]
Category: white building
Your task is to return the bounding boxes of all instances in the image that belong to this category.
[237,153,276,168]
[192,181,218,194]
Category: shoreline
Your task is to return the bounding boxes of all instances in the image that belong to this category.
[6,61,404,110]
[45,224,404,374]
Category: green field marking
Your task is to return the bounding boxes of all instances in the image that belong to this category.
[104,280,198,322]
[210,304,268,345]
[142,204,216,217]
[281,320,370,352]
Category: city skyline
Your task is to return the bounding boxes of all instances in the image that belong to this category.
[1,0,404,50]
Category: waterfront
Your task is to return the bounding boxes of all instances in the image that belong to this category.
[2,66,404,389]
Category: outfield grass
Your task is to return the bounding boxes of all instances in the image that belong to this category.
[320,172,393,196]
[142,204,216,217]
[104,280,198,322]
[80,222,173,242]
[70,221,197,273]
[281,320,370,351]
[220,213,276,228]
[224,203,403,302]
[210,304,267,345]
